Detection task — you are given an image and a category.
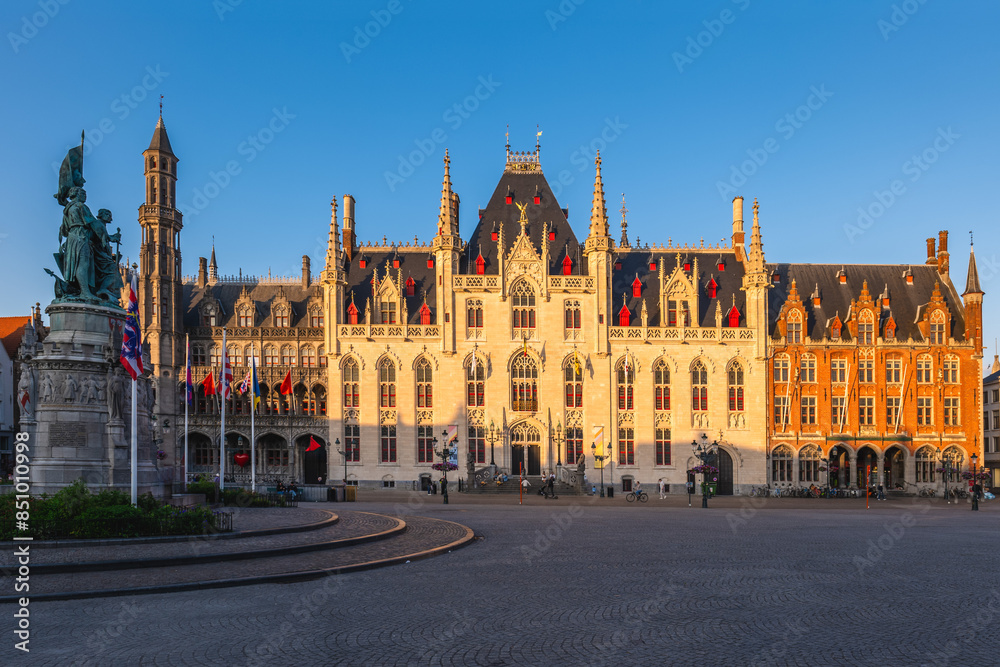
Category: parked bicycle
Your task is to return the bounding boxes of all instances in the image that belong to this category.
[626,491,649,503]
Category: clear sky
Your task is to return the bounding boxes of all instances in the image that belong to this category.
[2,1,998,368]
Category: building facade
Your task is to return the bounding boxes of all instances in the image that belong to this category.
[136,118,984,494]
[983,356,1000,488]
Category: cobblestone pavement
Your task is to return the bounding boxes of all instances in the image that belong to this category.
[7,494,999,666]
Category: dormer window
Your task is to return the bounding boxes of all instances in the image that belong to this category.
[728,306,741,328]
[885,324,895,342]
[650,262,657,271]
[549,231,556,241]
[238,311,253,327]
[631,276,642,298]
[614,261,621,271]
[405,276,416,297]
[683,262,691,272]
[618,302,631,327]
[475,253,485,275]
[419,302,431,325]
[505,195,513,205]
[717,260,725,271]
[426,258,434,269]
[359,259,367,269]
[392,259,400,269]
[562,255,573,276]
[773,273,781,283]
[831,323,841,340]
[534,195,541,205]
[347,301,359,325]
[706,278,718,299]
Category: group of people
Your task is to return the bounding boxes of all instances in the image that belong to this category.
[526,473,558,499]
[276,480,299,499]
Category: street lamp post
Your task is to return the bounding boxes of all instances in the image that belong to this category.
[335,437,347,485]
[691,433,718,508]
[591,443,606,497]
[971,452,979,511]
[486,421,498,468]
[435,429,456,505]
[551,421,564,469]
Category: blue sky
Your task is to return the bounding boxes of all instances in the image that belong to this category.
[2,1,998,367]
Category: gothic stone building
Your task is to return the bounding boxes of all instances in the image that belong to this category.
[136,118,982,494]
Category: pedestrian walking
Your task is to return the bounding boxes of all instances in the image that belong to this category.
[877,484,885,501]
[972,482,982,511]
[686,480,693,506]
[658,478,666,499]
[546,473,556,499]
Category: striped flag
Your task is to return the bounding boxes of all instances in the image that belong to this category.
[219,347,233,400]
[238,368,253,395]
[120,271,143,380]
[185,338,193,406]
[251,355,261,410]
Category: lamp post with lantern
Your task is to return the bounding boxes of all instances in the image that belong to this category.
[690,433,719,508]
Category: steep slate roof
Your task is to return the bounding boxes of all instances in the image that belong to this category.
[612,248,745,327]
[343,248,437,324]
[768,263,967,341]
[464,160,581,276]
[147,116,174,155]
[184,282,321,329]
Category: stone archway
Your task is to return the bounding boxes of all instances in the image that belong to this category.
[510,422,541,476]
[297,434,327,484]
[884,446,906,490]
[828,444,852,489]
[856,446,878,489]
[716,448,734,495]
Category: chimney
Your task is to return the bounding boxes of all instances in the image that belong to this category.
[302,255,311,288]
[197,257,207,287]
[937,230,949,275]
[732,196,745,261]
[926,237,936,265]
[343,194,356,263]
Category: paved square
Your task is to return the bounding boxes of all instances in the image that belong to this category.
[7,493,999,666]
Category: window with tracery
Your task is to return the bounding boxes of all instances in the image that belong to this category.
[511,355,538,412]
[930,310,945,345]
[343,358,360,408]
[467,360,485,407]
[379,359,396,408]
[728,363,744,412]
[691,360,708,412]
[511,281,536,337]
[416,358,433,408]
[617,361,635,411]
[564,363,583,408]
[772,446,792,482]
[858,311,874,346]
[654,360,670,411]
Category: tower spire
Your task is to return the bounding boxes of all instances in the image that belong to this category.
[209,237,218,283]
[964,236,983,295]
[588,152,609,240]
[438,150,458,237]
[747,198,765,271]
[619,192,630,248]
[324,196,340,272]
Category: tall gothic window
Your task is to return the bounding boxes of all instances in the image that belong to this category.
[799,355,816,383]
[930,310,945,345]
[858,311,874,346]
[772,445,793,482]
[344,424,360,461]
[886,356,902,384]
[417,425,435,463]
[655,428,671,466]
[691,360,708,412]
[380,300,397,324]
[773,355,789,383]
[318,345,327,367]
[511,280,536,338]
[564,301,582,338]
[566,427,583,465]
[799,446,820,482]
[654,360,670,411]
[264,345,278,367]
[466,299,484,337]
[786,311,802,343]
[281,345,296,366]
[193,344,206,366]
[301,345,316,368]
[617,427,635,466]
[467,360,485,407]
[511,354,538,412]
[917,355,933,383]
[380,425,397,463]
[209,344,221,366]
[416,358,433,408]
[343,359,360,408]
[227,344,241,367]
[915,447,935,483]
[379,359,396,408]
[617,360,635,411]
[943,356,959,383]
[468,426,485,464]
[727,362,744,412]
[564,362,583,408]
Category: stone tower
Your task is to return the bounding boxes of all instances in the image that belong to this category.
[432,151,462,355]
[138,115,184,477]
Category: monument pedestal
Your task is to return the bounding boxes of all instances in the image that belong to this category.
[24,302,164,497]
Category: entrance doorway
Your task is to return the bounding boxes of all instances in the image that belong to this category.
[510,423,542,476]
[716,448,734,495]
[828,445,851,488]
[299,435,327,484]
[884,446,905,489]
[856,446,878,489]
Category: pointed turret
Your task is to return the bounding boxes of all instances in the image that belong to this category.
[147,115,174,156]
[964,243,983,295]
[324,196,340,273]
[962,241,984,358]
[747,198,765,271]
[209,241,218,284]
[588,152,609,240]
[438,150,459,238]
[619,192,630,248]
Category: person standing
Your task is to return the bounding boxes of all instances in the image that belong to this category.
[658,478,666,499]
[686,480,694,506]
[972,482,982,511]
[546,473,556,499]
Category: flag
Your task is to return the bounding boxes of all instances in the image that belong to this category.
[251,356,261,410]
[471,345,477,375]
[280,369,292,395]
[305,436,321,452]
[185,339,193,406]
[120,271,143,380]
[19,389,29,410]
[522,336,528,358]
[238,369,253,395]
[219,348,233,400]
[573,351,582,377]
[202,371,215,396]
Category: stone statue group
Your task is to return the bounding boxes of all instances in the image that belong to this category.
[45,139,124,305]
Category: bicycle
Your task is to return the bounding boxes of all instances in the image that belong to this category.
[918,487,937,498]
[626,491,649,503]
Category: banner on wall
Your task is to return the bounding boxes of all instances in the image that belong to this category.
[447,425,459,467]
[593,426,605,468]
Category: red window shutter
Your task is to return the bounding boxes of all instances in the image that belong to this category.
[359,259,366,269]
[475,255,485,275]
[405,277,415,297]
[632,276,642,298]
[505,196,512,204]
[718,262,725,271]
[728,307,740,327]
[562,255,573,275]
[684,262,690,271]
[618,305,631,327]
[419,304,431,325]
[491,232,498,241]
[534,196,541,205]
[707,278,717,299]
[427,259,434,269]
[650,262,657,271]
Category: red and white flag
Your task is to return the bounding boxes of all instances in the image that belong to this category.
[218,349,233,400]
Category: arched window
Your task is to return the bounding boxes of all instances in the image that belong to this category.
[380,299,396,324]
[773,354,790,383]
[280,345,295,366]
[564,300,581,339]
[273,306,289,328]
[510,355,538,412]
[301,345,316,368]
[467,299,484,334]
[309,309,324,328]
[416,358,433,408]
[916,355,933,383]
[691,360,708,412]
[238,308,253,327]
[799,446,820,482]
[227,344,241,367]
[885,355,902,384]
[264,345,278,367]
[378,359,396,408]
[617,359,635,411]
[343,359,359,408]
[654,360,670,411]
[943,355,959,383]
[244,345,260,368]
[786,310,802,343]
[728,362,744,412]
[313,384,327,416]
[318,345,327,367]
[800,354,816,383]
[209,344,221,366]
[915,446,935,483]
[511,280,536,338]
[942,446,963,482]
[564,362,583,408]
[929,310,946,345]
[858,310,874,346]
[466,360,485,407]
[772,445,793,483]
[193,344,207,366]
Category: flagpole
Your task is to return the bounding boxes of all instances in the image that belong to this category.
[220,327,226,491]
[131,377,137,505]
[184,334,189,492]
[251,353,257,493]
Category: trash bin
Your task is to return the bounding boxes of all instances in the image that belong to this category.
[607,486,614,498]
[345,486,356,502]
